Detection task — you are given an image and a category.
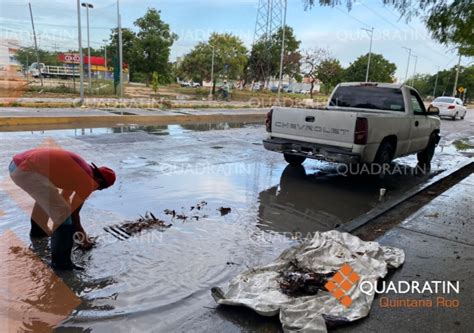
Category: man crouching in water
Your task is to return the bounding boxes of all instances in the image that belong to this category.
[9,147,116,270]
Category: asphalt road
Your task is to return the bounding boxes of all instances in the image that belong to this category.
[0,109,472,332]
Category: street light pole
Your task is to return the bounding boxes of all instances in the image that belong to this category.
[402,47,411,84]
[209,45,215,98]
[28,2,43,87]
[82,2,93,95]
[117,0,123,98]
[410,55,418,87]
[452,52,461,97]
[362,27,374,82]
[103,39,108,79]
[432,66,440,98]
[277,0,288,100]
[76,0,84,104]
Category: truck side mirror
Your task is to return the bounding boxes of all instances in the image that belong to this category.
[427,105,439,116]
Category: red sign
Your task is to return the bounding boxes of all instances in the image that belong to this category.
[58,53,81,64]
[84,56,106,66]
[58,53,127,68]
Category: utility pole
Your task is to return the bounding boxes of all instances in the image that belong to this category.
[402,47,411,84]
[103,39,108,79]
[362,27,374,82]
[209,45,215,98]
[28,2,43,87]
[82,2,93,94]
[76,0,84,104]
[410,55,418,87]
[117,0,123,98]
[432,66,440,98]
[452,52,461,97]
[277,0,288,100]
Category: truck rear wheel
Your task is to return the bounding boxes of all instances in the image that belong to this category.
[284,153,306,166]
[373,141,394,177]
[417,133,437,165]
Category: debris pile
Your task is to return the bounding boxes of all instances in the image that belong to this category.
[104,212,171,240]
[279,270,334,297]
[104,201,229,240]
[105,201,232,240]
[165,201,209,221]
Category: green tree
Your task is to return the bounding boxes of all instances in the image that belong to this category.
[303,0,473,55]
[316,58,344,94]
[14,47,62,68]
[247,25,301,83]
[108,28,139,80]
[410,65,474,101]
[133,8,178,84]
[343,53,396,83]
[178,33,248,87]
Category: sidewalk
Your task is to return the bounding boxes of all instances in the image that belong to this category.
[0,107,267,128]
[0,97,260,109]
[335,173,474,332]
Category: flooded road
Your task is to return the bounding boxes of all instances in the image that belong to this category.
[0,117,471,332]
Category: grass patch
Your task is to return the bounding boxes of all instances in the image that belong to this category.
[453,139,474,151]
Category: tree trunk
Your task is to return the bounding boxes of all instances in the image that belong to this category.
[310,82,314,99]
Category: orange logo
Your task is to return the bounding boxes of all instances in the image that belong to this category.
[325,264,360,308]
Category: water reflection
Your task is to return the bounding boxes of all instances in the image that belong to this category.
[258,165,380,237]
[257,162,438,238]
[0,122,261,138]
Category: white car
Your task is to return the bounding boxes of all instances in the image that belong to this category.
[431,96,467,120]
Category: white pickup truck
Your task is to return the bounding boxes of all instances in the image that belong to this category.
[29,62,80,79]
[263,82,441,167]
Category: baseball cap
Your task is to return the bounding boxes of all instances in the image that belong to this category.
[91,163,116,189]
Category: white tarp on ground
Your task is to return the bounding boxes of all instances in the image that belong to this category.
[212,230,405,333]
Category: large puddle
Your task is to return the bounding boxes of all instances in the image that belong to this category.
[0,123,468,332]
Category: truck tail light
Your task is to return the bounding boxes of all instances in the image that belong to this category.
[265,109,273,132]
[354,117,368,145]
[448,105,455,109]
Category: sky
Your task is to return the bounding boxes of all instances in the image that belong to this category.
[0,0,469,81]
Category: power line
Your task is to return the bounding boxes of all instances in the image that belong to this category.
[334,6,371,29]
[360,2,450,62]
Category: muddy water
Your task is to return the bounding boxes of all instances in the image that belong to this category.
[0,123,466,332]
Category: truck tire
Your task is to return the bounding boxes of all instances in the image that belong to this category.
[373,141,394,177]
[284,153,306,166]
[417,133,437,165]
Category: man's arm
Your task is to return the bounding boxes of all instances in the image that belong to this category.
[71,197,95,250]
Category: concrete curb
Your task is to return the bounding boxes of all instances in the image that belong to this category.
[337,159,474,233]
[0,112,266,129]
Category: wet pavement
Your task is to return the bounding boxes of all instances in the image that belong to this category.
[0,112,472,332]
[334,174,474,333]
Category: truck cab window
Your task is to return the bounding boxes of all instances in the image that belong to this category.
[410,90,426,115]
